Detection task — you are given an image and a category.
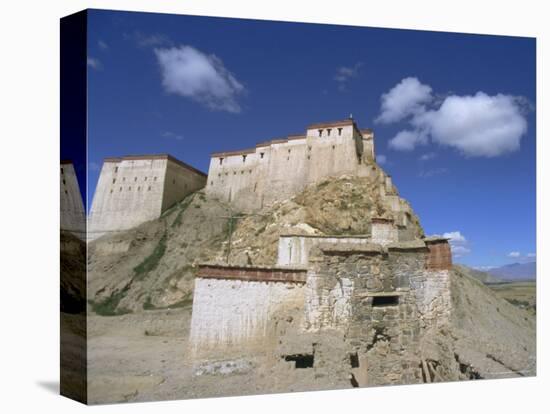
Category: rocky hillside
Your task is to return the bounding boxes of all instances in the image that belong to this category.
[88,173,423,315]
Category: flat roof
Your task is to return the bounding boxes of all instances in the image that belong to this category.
[103,154,206,177]
[197,264,307,284]
[209,120,370,159]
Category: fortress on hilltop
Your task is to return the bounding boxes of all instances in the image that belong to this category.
[88,118,413,238]
[205,119,376,211]
[88,154,207,240]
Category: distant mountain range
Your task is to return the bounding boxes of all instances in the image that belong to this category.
[487,261,536,282]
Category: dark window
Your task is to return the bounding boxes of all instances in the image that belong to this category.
[134,177,137,182]
[242,155,247,163]
[260,152,264,159]
[115,167,118,173]
[128,186,131,191]
[284,354,314,368]
[350,353,359,368]
[338,128,343,136]
[138,186,141,191]
[288,149,291,153]
[219,158,224,165]
[327,128,332,136]
[112,178,116,184]
[148,186,151,191]
[61,168,64,174]
[372,295,399,307]
[64,190,68,195]
[318,129,323,137]
[144,177,147,181]
[62,179,66,185]
[211,181,213,185]
[307,155,311,160]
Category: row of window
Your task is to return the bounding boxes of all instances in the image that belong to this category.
[318,127,343,137]
[217,144,340,166]
[112,176,158,184]
[109,186,153,193]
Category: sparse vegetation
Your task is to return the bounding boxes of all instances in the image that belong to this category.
[133,233,167,280]
[89,285,132,316]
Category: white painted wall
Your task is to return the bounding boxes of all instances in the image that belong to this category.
[60,162,85,239]
[189,278,305,356]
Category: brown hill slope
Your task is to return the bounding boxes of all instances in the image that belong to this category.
[88,173,422,314]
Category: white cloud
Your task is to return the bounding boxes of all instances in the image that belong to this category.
[418,167,448,178]
[417,92,527,157]
[378,78,529,157]
[334,63,362,91]
[389,129,428,151]
[162,131,184,141]
[419,152,436,161]
[376,154,387,165]
[375,77,433,124]
[126,31,172,48]
[155,45,245,113]
[98,40,108,50]
[432,231,470,257]
[508,251,521,258]
[87,57,102,70]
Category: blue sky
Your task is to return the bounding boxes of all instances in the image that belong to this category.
[86,9,536,268]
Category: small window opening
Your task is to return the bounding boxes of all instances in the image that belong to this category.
[64,190,68,195]
[219,157,224,165]
[249,169,252,173]
[61,168,64,174]
[134,177,137,182]
[112,178,116,184]
[241,170,244,174]
[115,167,118,173]
[138,186,141,191]
[350,352,359,368]
[128,186,131,191]
[144,177,147,181]
[327,128,332,136]
[62,179,66,185]
[332,145,335,149]
[153,177,157,181]
[307,155,311,160]
[148,186,151,191]
[260,152,264,159]
[242,155,247,163]
[372,295,399,307]
[283,354,314,369]
[211,181,213,185]
[338,128,343,136]
[119,187,122,192]
[318,129,323,137]
[308,146,312,151]
[288,149,291,153]
[123,177,126,181]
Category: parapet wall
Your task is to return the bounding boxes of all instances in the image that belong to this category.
[205,120,376,212]
[88,154,206,240]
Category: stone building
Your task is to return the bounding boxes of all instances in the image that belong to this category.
[60,160,86,240]
[88,154,206,240]
[189,218,453,386]
[205,119,376,212]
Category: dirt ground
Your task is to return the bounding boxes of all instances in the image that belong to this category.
[87,307,352,404]
[487,281,536,315]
